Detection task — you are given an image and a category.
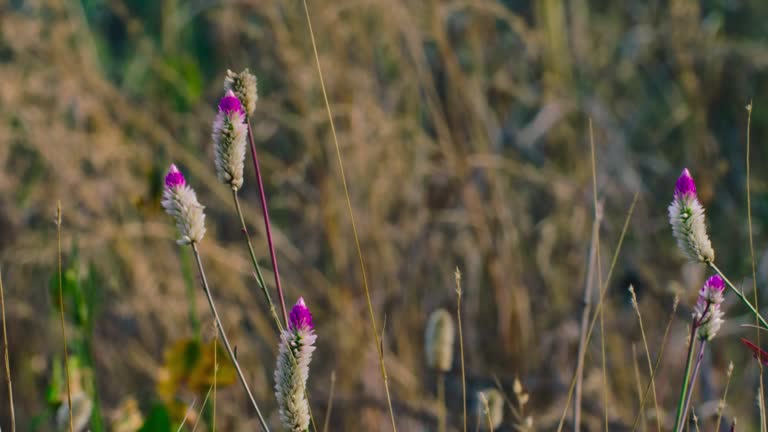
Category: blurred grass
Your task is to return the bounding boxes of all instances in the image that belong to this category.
[2,0,768,430]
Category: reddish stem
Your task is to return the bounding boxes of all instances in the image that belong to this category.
[246,118,289,327]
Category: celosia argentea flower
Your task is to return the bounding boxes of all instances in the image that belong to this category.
[212,90,248,190]
[274,298,316,432]
[224,69,258,117]
[161,164,206,244]
[668,168,715,263]
[425,309,455,372]
[694,275,725,340]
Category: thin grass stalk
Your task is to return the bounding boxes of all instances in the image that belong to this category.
[556,193,639,432]
[573,200,600,432]
[708,263,768,329]
[629,286,662,431]
[745,102,767,432]
[631,345,646,432]
[191,384,214,432]
[322,371,336,432]
[673,325,698,432]
[456,268,467,432]
[190,243,270,432]
[599,291,608,431]
[437,372,446,432]
[176,397,197,432]
[479,393,494,432]
[56,202,74,432]
[232,190,283,332]
[212,332,217,432]
[0,269,15,432]
[714,362,734,432]
[301,1,397,429]
[588,119,609,432]
[677,341,707,432]
[244,118,289,327]
[631,296,678,431]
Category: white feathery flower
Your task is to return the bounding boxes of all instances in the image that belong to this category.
[212,90,248,190]
[694,275,726,341]
[56,392,93,432]
[224,69,258,117]
[275,298,316,432]
[161,164,206,244]
[425,309,454,372]
[669,168,715,263]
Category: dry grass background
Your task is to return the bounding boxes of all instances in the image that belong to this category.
[2,0,768,430]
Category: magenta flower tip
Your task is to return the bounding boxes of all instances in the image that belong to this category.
[289,297,313,330]
[218,91,245,115]
[675,168,697,197]
[165,164,186,188]
[706,274,725,291]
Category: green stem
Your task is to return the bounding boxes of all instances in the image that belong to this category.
[676,340,706,432]
[190,242,270,432]
[674,324,698,431]
[232,190,283,333]
[709,262,768,329]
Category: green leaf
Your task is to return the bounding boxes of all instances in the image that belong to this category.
[139,404,172,432]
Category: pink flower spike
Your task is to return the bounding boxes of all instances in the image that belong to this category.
[675,168,697,198]
[165,164,186,188]
[218,90,245,116]
[289,297,313,331]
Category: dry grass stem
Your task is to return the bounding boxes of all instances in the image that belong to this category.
[56,202,74,432]
[322,371,336,432]
[301,1,397,429]
[557,192,640,432]
[629,285,662,431]
[0,269,15,432]
[456,267,467,432]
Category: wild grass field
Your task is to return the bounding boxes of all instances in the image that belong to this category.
[2,0,768,430]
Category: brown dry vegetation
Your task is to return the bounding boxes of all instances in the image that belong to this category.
[2,0,768,430]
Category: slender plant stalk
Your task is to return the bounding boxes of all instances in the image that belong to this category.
[631,345,646,432]
[437,372,446,432]
[244,119,289,327]
[677,341,707,432]
[573,199,601,432]
[232,190,283,332]
[631,296,678,431]
[745,102,767,432]
[673,325,698,432]
[708,262,768,329]
[301,1,397,430]
[629,286,662,431]
[556,193,639,432]
[322,371,336,432]
[176,397,197,432]
[714,362,734,432]
[573,118,603,432]
[479,393,494,432]
[212,333,217,432]
[235,188,317,428]
[56,202,74,432]
[455,268,467,432]
[0,269,15,432]
[190,242,270,432]
[588,120,609,432]
[191,384,214,432]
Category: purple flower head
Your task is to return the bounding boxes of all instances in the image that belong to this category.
[698,274,726,305]
[705,274,725,293]
[289,297,314,331]
[218,90,245,116]
[675,168,697,198]
[165,164,186,188]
